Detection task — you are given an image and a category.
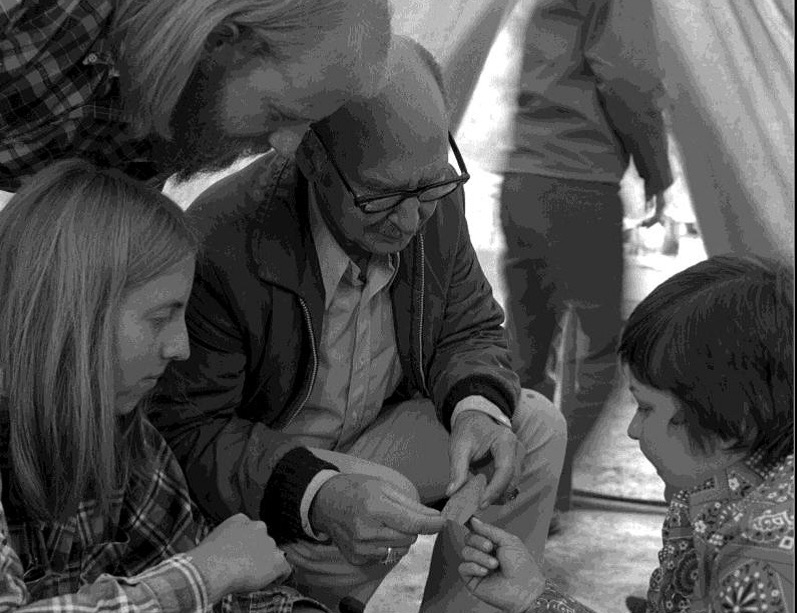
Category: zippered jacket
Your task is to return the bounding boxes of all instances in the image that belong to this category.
[149,152,520,543]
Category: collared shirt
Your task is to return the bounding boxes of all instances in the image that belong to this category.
[0,0,153,192]
[284,188,403,538]
[0,417,322,613]
[283,188,403,452]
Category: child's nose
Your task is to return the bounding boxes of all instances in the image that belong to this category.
[626,412,642,440]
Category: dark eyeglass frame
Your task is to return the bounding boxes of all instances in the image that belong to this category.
[311,130,471,214]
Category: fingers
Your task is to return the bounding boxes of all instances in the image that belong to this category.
[464,531,495,554]
[342,543,413,566]
[461,545,499,571]
[381,488,446,535]
[467,517,522,549]
[446,440,472,497]
[480,441,519,507]
[458,560,492,580]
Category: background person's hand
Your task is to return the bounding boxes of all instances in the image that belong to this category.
[310,474,445,566]
[459,517,544,613]
[447,410,523,508]
[640,192,667,228]
[187,513,292,604]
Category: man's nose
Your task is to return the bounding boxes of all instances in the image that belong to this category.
[389,197,422,234]
[392,196,439,234]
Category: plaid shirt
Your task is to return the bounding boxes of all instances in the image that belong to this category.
[0,0,154,192]
[0,417,326,613]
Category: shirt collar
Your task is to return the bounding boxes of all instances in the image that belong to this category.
[308,186,399,310]
[308,187,351,310]
[683,451,788,518]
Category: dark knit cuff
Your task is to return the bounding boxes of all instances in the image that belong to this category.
[441,375,515,431]
[260,447,339,545]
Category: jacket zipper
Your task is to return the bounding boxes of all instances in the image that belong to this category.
[287,241,424,424]
[416,235,429,395]
[284,296,319,426]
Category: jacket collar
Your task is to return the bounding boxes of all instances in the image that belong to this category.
[244,155,326,312]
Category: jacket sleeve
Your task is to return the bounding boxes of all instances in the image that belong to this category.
[149,254,337,543]
[426,191,521,430]
[584,0,674,198]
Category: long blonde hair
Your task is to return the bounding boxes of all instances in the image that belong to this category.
[0,159,197,521]
[112,0,392,140]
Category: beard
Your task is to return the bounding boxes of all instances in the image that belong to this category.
[154,62,275,183]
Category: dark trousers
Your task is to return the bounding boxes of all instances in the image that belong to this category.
[500,172,624,510]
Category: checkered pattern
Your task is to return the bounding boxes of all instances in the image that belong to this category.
[0,0,153,192]
[0,417,326,612]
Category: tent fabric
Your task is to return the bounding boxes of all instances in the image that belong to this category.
[652,0,794,264]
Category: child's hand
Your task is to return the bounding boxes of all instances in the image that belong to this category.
[458,517,545,613]
[188,513,292,603]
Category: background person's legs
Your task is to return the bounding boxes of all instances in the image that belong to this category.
[499,173,624,512]
[500,172,562,400]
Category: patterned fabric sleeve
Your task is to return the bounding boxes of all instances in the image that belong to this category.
[708,457,795,613]
[711,559,793,613]
[529,580,598,612]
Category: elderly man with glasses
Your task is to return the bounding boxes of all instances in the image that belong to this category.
[150,36,566,613]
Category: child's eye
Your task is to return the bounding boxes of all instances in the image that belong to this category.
[635,403,653,415]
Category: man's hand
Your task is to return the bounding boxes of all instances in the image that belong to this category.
[310,474,445,566]
[459,517,544,613]
[447,410,523,509]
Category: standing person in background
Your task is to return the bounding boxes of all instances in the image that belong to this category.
[0,160,327,613]
[499,0,674,521]
[0,0,391,194]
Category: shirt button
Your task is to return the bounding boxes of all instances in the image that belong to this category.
[85,53,98,64]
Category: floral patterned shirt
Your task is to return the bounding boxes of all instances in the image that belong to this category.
[647,453,794,612]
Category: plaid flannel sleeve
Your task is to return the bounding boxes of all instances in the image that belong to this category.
[0,499,210,612]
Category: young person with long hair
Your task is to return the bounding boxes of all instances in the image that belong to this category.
[456,255,794,612]
[0,160,327,612]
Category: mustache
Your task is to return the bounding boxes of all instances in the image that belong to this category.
[374,212,433,239]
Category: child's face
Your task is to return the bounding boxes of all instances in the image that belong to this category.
[624,366,744,490]
[114,256,195,415]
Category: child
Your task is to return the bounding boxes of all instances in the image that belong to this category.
[0,160,326,612]
[457,254,794,612]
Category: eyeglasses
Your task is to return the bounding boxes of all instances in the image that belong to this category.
[312,131,470,214]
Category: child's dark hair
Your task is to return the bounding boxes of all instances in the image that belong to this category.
[618,254,794,467]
